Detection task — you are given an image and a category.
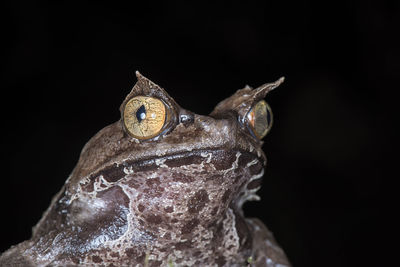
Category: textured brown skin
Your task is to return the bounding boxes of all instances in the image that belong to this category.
[0,72,291,266]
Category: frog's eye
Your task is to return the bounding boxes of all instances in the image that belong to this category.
[123,96,167,139]
[246,100,273,139]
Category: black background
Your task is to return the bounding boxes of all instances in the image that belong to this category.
[1,1,398,266]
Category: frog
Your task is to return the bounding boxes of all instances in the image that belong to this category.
[0,72,291,266]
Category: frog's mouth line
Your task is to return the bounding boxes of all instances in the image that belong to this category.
[84,148,263,185]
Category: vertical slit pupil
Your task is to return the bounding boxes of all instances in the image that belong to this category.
[266,109,271,126]
[136,105,146,123]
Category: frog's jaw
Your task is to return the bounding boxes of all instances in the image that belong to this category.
[23,149,263,265]
[69,148,263,231]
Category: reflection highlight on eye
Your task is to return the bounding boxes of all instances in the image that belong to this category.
[246,100,273,139]
[123,96,166,139]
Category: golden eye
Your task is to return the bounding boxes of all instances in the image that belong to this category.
[246,100,273,139]
[123,96,166,139]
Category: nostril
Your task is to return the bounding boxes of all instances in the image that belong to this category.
[179,110,195,126]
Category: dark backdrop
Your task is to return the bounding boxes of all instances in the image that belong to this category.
[1,1,398,266]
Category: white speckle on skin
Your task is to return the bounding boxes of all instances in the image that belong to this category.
[246,159,259,167]
[79,176,90,186]
[90,234,110,248]
[200,152,213,163]
[249,144,254,153]
[123,166,134,174]
[155,158,168,168]
[236,169,264,211]
[92,175,113,193]
[223,151,241,174]
[148,172,158,178]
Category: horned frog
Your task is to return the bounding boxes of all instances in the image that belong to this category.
[0,72,290,266]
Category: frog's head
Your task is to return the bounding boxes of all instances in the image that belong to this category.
[32,72,283,261]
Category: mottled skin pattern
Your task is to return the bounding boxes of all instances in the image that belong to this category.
[0,72,291,266]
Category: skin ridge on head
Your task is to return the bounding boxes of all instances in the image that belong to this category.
[68,113,266,192]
